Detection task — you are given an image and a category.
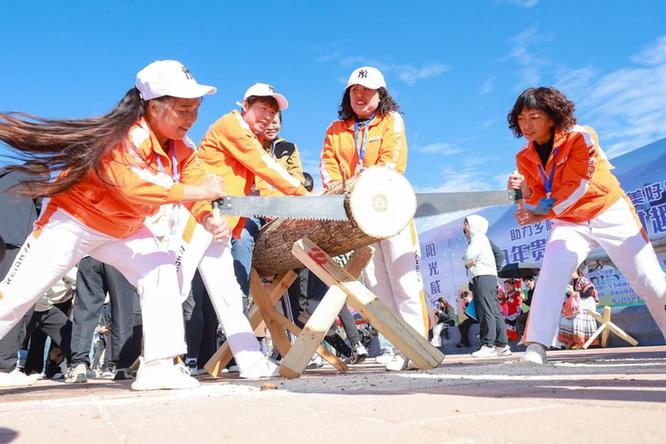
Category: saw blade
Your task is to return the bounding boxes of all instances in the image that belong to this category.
[415,190,518,219]
[216,195,349,221]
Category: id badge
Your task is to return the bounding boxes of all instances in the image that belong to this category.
[533,197,555,215]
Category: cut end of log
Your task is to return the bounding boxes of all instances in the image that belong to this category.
[347,166,416,239]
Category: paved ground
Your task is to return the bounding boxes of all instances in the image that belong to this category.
[1,346,665,443]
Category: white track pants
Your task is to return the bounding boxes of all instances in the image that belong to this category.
[526,197,666,346]
[172,208,264,372]
[363,220,429,338]
[0,209,185,362]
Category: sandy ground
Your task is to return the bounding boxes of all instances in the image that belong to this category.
[1,346,665,444]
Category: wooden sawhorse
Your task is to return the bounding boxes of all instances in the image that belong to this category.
[204,245,371,376]
[582,306,639,349]
[205,237,445,379]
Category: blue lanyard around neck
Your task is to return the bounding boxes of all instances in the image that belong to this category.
[156,140,180,183]
[354,114,375,170]
[537,147,558,198]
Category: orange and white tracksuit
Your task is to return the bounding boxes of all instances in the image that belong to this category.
[320,112,429,338]
[517,125,666,346]
[0,118,211,362]
[163,110,307,373]
[198,110,307,238]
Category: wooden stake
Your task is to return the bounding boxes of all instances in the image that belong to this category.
[601,305,611,348]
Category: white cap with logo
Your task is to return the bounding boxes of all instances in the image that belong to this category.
[135,60,217,101]
[242,83,288,110]
[346,66,386,90]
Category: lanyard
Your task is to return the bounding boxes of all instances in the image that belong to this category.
[537,147,558,198]
[354,114,374,172]
[155,140,180,183]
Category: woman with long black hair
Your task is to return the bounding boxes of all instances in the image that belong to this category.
[0,60,227,390]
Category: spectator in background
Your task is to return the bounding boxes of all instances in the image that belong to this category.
[516,275,536,340]
[463,214,511,357]
[457,290,477,348]
[431,297,456,347]
[66,257,141,383]
[22,267,76,378]
[507,86,666,364]
[558,263,599,349]
[502,279,524,342]
[0,170,41,387]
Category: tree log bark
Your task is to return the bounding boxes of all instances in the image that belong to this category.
[252,166,415,276]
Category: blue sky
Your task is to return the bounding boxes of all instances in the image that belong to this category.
[2,0,665,194]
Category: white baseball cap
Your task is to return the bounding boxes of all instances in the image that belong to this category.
[135,60,217,101]
[346,66,386,90]
[242,83,288,110]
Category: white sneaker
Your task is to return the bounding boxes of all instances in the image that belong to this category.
[472,345,497,358]
[497,345,513,356]
[522,343,547,365]
[375,351,394,365]
[306,355,324,370]
[239,358,280,379]
[0,368,39,388]
[65,362,93,383]
[385,354,419,371]
[131,357,200,391]
[184,359,206,376]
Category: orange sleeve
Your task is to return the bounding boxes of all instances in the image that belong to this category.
[176,145,213,224]
[320,123,345,188]
[102,143,186,206]
[205,113,306,196]
[550,129,598,216]
[376,112,407,173]
[515,153,545,206]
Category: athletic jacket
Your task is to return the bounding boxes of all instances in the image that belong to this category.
[197,110,307,237]
[516,125,625,223]
[39,118,211,239]
[463,214,498,278]
[320,112,407,188]
[255,137,305,196]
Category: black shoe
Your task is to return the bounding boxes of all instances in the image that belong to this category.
[113,368,133,381]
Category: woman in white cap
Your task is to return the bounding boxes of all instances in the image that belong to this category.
[0,60,226,390]
[320,66,430,371]
[165,83,307,379]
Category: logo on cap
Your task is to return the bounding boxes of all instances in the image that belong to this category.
[267,84,276,93]
[358,69,368,79]
[182,66,194,80]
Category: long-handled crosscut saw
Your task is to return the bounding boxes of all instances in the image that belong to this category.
[212,166,521,240]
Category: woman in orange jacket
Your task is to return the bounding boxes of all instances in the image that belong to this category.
[0,60,226,390]
[165,83,307,379]
[320,66,429,371]
[507,87,666,364]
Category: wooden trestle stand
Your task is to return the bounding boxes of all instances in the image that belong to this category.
[582,306,638,349]
[205,237,445,379]
[205,166,444,378]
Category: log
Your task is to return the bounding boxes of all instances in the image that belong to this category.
[252,166,416,276]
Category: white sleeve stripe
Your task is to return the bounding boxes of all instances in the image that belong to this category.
[260,153,301,187]
[572,125,594,148]
[319,160,332,186]
[130,126,150,148]
[553,179,589,215]
[130,166,175,189]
